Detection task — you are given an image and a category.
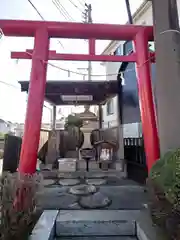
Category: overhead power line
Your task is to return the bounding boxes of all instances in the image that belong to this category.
[27,0,81,76]
[27,0,64,49]
[0,80,20,90]
[68,0,83,12]
[27,0,45,20]
[52,0,75,21]
[76,0,86,8]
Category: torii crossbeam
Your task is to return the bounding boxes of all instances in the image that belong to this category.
[0,19,159,174]
[11,49,155,62]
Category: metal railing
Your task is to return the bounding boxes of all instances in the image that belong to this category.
[124,137,146,166]
[124,137,148,184]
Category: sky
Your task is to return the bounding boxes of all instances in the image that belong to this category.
[0,0,144,123]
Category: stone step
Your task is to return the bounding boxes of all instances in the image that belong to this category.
[55,210,140,237]
[41,169,126,179]
[55,237,137,240]
[77,160,100,170]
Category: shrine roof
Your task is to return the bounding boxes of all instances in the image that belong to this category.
[19,80,119,106]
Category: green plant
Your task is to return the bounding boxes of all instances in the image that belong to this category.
[0,149,3,159]
[0,132,5,139]
[148,148,180,239]
[150,149,180,206]
[64,114,83,129]
[0,172,42,240]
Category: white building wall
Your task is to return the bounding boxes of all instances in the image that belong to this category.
[102,61,120,129]
[0,123,9,134]
[102,42,124,129]
[134,0,180,26]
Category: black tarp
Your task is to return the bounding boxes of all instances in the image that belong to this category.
[3,134,22,173]
[117,41,156,124]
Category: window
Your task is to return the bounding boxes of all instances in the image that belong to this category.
[106,99,114,115]
[114,45,122,55]
[123,41,133,55]
[121,73,125,85]
[149,41,155,51]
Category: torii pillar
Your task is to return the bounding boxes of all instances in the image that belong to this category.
[18,27,49,174]
[152,0,180,155]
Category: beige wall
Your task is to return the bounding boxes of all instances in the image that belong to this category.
[39,130,49,150]
[133,0,180,26]
[133,2,153,25]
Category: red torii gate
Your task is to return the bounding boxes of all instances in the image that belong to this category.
[0,20,159,174]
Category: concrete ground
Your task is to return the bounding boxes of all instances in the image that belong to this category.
[34,175,159,240]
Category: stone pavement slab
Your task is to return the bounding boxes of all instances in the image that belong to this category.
[56,210,140,236]
[100,186,147,210]
[86,179,107,185]
[43,179,56,186]
[59,179,80,186]
[29,210,58,240]
[55,237,137,240]
[37,192,80,210]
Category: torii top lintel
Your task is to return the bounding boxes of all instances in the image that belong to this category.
[0,20,154,41]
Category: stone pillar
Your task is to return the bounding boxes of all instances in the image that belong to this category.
[18,27,49,174]
[152,0,180,155]
[116,76,125,173]
[52,105,56,130]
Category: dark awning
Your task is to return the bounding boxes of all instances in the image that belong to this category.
[19,80,119,105]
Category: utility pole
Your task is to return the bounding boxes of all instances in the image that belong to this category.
[125,0,133,24]
[152,0,180,155]
[82,3,92,81]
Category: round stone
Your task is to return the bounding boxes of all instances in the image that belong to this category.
[56,193,79,208]
[43,179,55,186]
[92,173,107,178]
[79,192,111,209]
[69,184,96,196]
[39,163,51,171]
[59,179,80,186]
[86,178,107,186]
